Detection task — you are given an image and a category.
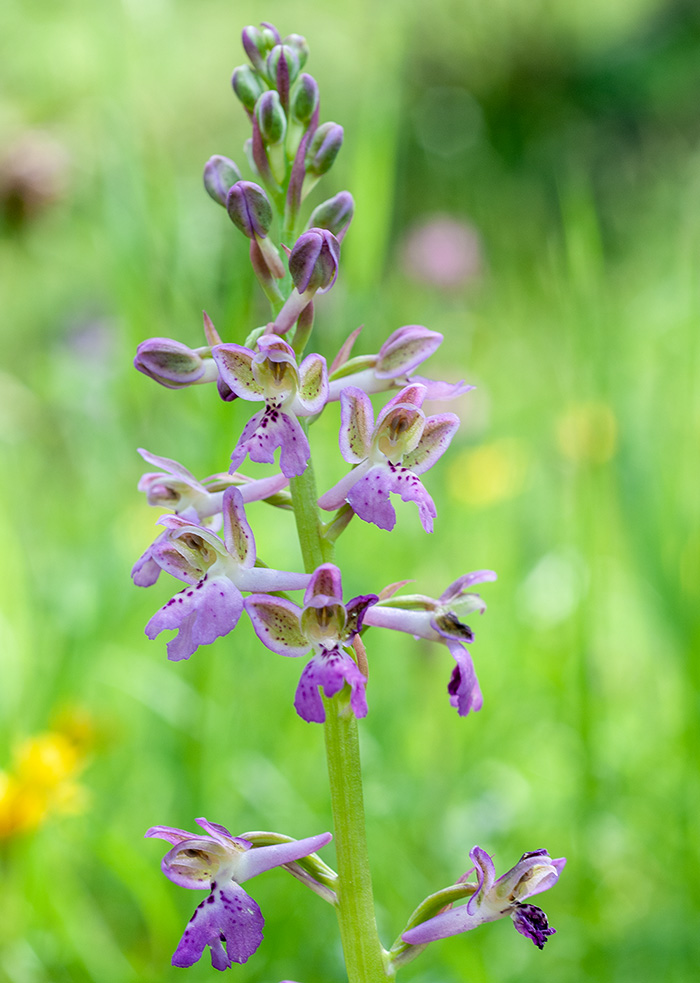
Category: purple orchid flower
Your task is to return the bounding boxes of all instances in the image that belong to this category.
[145,818,332,970]
[131,449,289,588]
[317,383,459,533]
[362,570,496,715]
[143,486,309,660]
[245,563,377,723]
[327,324,474,402]
[402,846,565,950]
[212,335,328,478]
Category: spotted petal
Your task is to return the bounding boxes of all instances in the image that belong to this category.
[230,406,310,478]
[346,463,437,533]
[222,487,256,569]
[339,386,373,463]
[375,325,442,378]
[294,647,368,723]
[245,595,309,657]
[296,353,328,415]
[212,344,264,400]
[145,575,244,661]
[402,413,459,475]
[172,882,264,969]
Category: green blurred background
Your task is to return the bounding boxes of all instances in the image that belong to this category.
[1,0,699,980]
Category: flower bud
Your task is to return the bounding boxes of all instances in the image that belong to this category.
[134,338,216,389]
[202,155,241,206]
[255,91,286,146]
[283,34,309,70]
[289,228,340,294]
[241,23,279,73]
[226,181,273,239]
[290,73,319,125]
[305,122,343,177]
[308,191,354,240]
[266,44,300,87]
[231,65,265,113]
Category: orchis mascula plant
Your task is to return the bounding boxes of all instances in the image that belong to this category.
[133,21,564,980]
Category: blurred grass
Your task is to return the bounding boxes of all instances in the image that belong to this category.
[1,0,699,980]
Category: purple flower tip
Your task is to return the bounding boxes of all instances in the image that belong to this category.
[512,904,556,949]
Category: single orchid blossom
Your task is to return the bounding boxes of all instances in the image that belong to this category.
[327,324,474,402]
[317,383,459,533]
[143,486,309,660]
[145,818,332,970]
[402,847,565,950]
[131,449,289,588]
[212,335,328,478]
[245,563,377,722]
[362,570,496,715]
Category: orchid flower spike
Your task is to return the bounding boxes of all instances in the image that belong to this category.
[318,383,459,533]
[246,563,377,722]
[402,847,565,950]
[131,451,288,588]
[212,335,327,478]
[145,818,332,970]
[328,324,474,402]
[362,570,496,715]
[143,486,309,661]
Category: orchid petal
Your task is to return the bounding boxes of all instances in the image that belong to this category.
[373,403,425,460]
[339,387,373,463]
[349,463,437,532]
[231,407,310,478]
[304,563,343,607]
[145,825,199,846]
[149,538,208,585]
[235,832,332,882]
[409,374,475,400]
[446,640,483,716]
[376,383,426,421]
[440,570,498,604]
[466,846,497,913]
[145,576,244,661]
[131,540,164,587]
[296,353,328,414]
[343,594,378,636]
[294,647,368,723]
[196,818,236,842]
[245,595,309,657]
[222,487,256,569]
[402,413,459,475]
[212,344,264,399]
[375,325,442,378]
[137,448,201,487]
[346,464,399,531]
[161,836,231,889]
[172,882,264,969]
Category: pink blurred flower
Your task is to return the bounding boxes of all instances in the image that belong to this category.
[401,215,482,288]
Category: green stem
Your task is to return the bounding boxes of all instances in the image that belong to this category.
[289,438,391,983]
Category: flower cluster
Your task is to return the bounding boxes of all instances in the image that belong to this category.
[135,19,564,976]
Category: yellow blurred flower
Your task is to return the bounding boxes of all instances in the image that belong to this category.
[0,711,92,839]
[448,438,530,507]
[555,401,617,465]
